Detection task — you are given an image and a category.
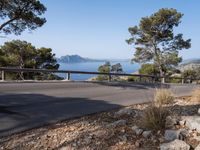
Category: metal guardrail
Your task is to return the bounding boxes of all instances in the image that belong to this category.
[0,67,195,84]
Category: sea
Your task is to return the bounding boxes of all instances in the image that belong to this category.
[58,61,140,80]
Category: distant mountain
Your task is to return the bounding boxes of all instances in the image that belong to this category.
[178,58,200,71]
[57,55,106,63]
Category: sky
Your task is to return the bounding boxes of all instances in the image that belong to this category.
[0,0,200,59]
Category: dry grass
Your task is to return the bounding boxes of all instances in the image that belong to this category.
[141,104,170,131]
[154,89,175,106]
[191,88,200,103]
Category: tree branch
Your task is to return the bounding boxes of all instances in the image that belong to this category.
[0,17,18,31]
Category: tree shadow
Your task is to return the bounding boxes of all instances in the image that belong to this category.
[0,93,122,138]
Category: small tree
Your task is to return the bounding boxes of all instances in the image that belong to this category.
[127,8,191,82]
[0,40,60,80]
[139,64,160,76]
[111,63,123,73]
[0,0,46,35]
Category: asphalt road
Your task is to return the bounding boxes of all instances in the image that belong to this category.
[0,81,198,137]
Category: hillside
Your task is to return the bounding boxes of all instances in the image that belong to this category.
[57,55,105,63]
[178,58,200,71]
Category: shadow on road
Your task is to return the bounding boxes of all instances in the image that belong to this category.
[0,94,122,137]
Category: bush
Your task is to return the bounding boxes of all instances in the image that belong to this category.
[167,78,182,83]
[141,105,170,131]
[127,76,139,82]
[154,89,175,106]
[191,88,200,103]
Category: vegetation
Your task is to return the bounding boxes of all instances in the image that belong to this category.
[154,89,175,106]
[139,64,159,76]
[127,8,191,80]
[0,40,61,80]
[0,0,46,35]
[96,62,123,81]
[182,69,197,79]
[191,88,200,103]
[142,104,170,131]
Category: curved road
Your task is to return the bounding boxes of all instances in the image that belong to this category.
[0,81,198,137]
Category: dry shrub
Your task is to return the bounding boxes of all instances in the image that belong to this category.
[191,88,200,103]
[141,105,170,131]
[154,89,175,106]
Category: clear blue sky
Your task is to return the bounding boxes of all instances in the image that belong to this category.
[0,0,200,59]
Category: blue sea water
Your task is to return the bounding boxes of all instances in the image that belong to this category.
[58,61,140,80]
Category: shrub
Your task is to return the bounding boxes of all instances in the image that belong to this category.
[154,89,175,106]
[127,76,139,82]
[191,88,200,103]
[141,105,170,131]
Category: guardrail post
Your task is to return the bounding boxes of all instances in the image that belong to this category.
[139,75,142,82]
[181,78,184,84]
[108,75,112,82]
[161,77,165,83]
[1,71,5,81]
[67,72,70,80]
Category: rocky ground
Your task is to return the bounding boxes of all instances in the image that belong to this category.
[0,96,200,150]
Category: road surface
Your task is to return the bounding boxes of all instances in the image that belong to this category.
[0,81,198,137]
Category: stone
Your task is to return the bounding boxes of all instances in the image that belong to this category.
[164,130,180,141]
[179,129,189,140]
[131,125,143,135]
[135,129,143,135]
[115,108,134,117]
[160,139,190,150]
[132,125,139,131]
[108,120,127,127]
[142,131,152,138]
[179,120,186,126]
[165,116,178,129]
[195,144,200,150]
[184,116,200,132]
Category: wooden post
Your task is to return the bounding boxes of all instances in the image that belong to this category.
[67,72,70,80]
[1,71,5,81]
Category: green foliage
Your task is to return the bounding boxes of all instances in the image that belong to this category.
[127,76,140,82]
[139,64,159,76]
[127,8,191,77]
[0,0,46,35]
[111,63,123,73]
[182,69,197,79]
[96,62,124,81]
[0,40,60,80]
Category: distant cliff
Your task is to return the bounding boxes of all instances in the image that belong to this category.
[57,55,105,63]
[178,59,200,71]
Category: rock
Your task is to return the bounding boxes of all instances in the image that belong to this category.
[193,136,200,142]
[131,125,143,135]
[195,144,200,150]
[108,120,127,127]
[183,116,200,132]
[142,131,152,138]
[135,129,143,135]
[119,135,127,142]
[179,129,189,140]
[160,139,190,150]
[132,125,139,131]
[115,108,134,117]
[135,140,141,147]
[179,120,186,126]
[165,116,178,129]
[164,130,180,141]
